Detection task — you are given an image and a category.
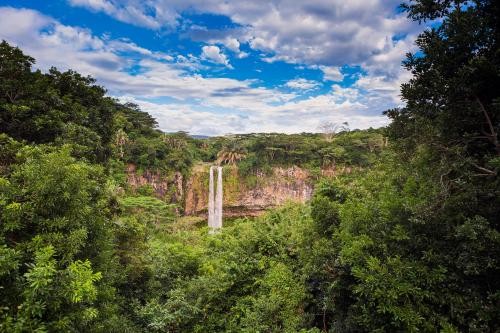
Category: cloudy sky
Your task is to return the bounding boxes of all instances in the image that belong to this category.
[0,0,422,135]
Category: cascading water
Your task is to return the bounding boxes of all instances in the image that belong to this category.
[208,166,215,228]
[215,166,223,228]
[208,165,223,231]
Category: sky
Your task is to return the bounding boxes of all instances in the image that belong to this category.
[0,0,423,135]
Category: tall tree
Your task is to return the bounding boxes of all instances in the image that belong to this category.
[0,146,118,331]
[0,40,34,104]
[387,0,500,169]
[0,41,116,161]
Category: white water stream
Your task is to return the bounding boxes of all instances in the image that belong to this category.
[208,166,223,231]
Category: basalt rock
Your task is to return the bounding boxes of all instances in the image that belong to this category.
[126,164,183,204]
[127,163,350,218]
[184,164,345,217]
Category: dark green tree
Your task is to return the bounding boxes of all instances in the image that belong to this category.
[0,41,115,162]
[0,40,34,104]
[312,1,500,331]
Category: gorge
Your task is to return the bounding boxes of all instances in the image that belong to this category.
[125,162,353,220]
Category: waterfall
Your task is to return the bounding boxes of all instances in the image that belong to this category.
[208,166,215,228]
[215,166,223,228]
[208,165,223,231]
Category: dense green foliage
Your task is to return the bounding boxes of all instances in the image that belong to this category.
[205,130,386,176]
[0,145,118,331]
[1,0,499,331]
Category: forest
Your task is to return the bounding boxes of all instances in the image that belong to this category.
[0,0,499,332]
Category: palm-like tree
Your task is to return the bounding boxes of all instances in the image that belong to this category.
[216,145,246,165]
[115,129,129,159]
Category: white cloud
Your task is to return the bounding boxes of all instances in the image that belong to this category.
[236,51,249,59]
[353,34,417,104]
[0,6,397,135]
[68,0,173,29]
[68,1,420,64]
[223,38,239,52]
[221,38,249,59]
[285,78,320,91]
[317,66,344,81]
[0,7,53,39]
[108,39,153,55]
[66,0,421,102]
[121,92,389,136]
[201,45,232,68]
[331,84,361,102]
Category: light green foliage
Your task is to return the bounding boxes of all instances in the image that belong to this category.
[306,145,499,331]
[238,261,307,332]
[119,195,176,225]
[3,146,109,261]
[67,260,102,304]
[0,134,25,175]
[1,245,103,332]
[128,204,312,333]
[118,116,200,178]
[206,130,387,178]
[0,146,117,332]
[0,245,19,278]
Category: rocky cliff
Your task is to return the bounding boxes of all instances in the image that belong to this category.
[126,164,183,204]
[183,164,350,217]
[127,163,350,217]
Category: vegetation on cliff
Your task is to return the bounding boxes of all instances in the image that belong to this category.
[1,0,499,331]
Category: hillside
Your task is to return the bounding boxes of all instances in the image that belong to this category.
[121,130,387,217]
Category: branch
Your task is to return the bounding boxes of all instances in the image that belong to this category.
[475,96,500,155]
[431,142,497,177]
[471,162,497,176]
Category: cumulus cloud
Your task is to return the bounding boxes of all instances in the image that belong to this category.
[317,66,344,81]
[201,45,232,68]
[67,0,420,99]
[221,38,249,59]
[68,0,175,28]
[222,38,239,52]
[0,7,53,39]
[285,78,320,91]
[67,1,419,66]
[197,36,249,59]
[0,8,246,100]
[0,5,405,135]
[121,92,389,136]
[354,35,418,104]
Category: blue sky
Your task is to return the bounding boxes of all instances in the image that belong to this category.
[0,0,423,135]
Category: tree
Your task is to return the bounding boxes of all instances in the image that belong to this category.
[115,128,129,159]
[317,121,349,142]
[161,132,189,150]
[217,144,247,165]
[0,41,115,161]
[326,0,500,330]
[387,0,500,171]
[0,146,117,331]
[0,40,34,103]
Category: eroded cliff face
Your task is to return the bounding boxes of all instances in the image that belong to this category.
[184,164,346,217]
[126,164,183,203]
[126,163,350,217]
